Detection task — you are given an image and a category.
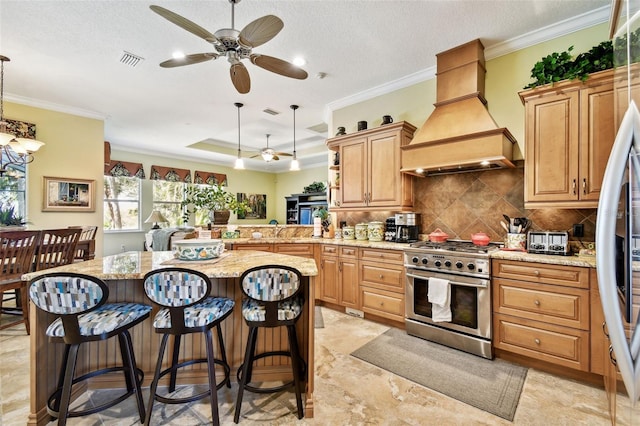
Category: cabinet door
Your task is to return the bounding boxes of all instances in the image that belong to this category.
[579,84,615,201]
[319,256,339,304]
[339,137,368,208]
[368,131,401,206]
[525,90,580,203]
[339,258,359,308]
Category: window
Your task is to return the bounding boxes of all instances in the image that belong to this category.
[104,175,141,231]
[152,180,186,226]
[0,166,26,221]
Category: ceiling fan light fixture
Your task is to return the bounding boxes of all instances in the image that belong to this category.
[292,56,306,67]
[290,104,300,171]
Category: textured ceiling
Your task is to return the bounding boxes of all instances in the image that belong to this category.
[0,0,610,172]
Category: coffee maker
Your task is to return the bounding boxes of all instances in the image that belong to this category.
[395,213,419,243]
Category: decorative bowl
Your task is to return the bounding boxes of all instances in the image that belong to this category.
[252,232,262,239]
[471,232,491,246]
[172,239,224,261]
[429,228,449,243]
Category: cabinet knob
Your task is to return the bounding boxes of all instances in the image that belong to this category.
[534,338,541,345]
[534,300,540,306]
[534,270,540,276]
[379,274,384,279]
[609,345,617,366]
[572,179,577,195]
[582,178,587,195]
[603,321,609,338]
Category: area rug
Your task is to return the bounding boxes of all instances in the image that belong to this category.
[314,306,324,328]
[351,328,527,421]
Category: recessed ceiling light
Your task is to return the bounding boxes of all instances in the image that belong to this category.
[172,51,185,60]
[293,56,306,67]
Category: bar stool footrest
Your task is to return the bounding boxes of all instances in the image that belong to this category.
[236,350,307,394]
[47,366,144,419]
[154,357,230,405]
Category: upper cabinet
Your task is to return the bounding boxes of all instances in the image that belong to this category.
[326,121,416,211]
[519,70,615,209]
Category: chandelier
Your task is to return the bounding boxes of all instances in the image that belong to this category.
[0,55,45,175]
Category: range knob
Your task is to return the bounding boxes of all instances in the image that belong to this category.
[434,260,442,267]
[444,260,452,267]
[412,256,419,264]
[467,263,475,270]
[421,258,428,265]
[455,261,463,269]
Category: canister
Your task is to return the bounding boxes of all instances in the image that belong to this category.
[355,223,369,240]
[343,226,355,240]
[368,221,384,242]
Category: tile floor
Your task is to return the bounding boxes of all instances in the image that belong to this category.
[2,306,639,425]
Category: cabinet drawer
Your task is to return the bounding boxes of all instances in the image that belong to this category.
[493,278,589,330]
[492,259,589,289]
[361,287,405,322]
[233,243,273,252]
[360,261,404,292]
[339,246,358,258]
[359,248,403,263]
[494,313,589,371]
[321,245,338,256]
[274,243,314,257]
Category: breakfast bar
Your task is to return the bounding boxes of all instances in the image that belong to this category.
[23,250,318,426]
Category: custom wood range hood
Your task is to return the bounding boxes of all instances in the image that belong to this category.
[401,39,516,176]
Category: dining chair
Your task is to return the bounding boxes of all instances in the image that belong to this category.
[0,230,41,334]
[234,265,306,423]
[34,228,82,271]
[68,225,97,261]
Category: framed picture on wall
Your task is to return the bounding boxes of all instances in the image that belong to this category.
[42,176,95,212]
[236,193,267,219]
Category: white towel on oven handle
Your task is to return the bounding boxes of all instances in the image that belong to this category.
[428,277,451,322]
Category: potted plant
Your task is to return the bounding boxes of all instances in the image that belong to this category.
[0,203,26,230]
[181,183,251,225]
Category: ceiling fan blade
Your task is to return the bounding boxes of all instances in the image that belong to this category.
[272,155,280,161]
[150,5,217,43]
[160,53,218,68]
[250,54,308,80]
[274,152,293,157]
[230,63,251,94]
[239,15,284,48]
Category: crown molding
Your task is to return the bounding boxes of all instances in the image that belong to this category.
[324,4,611,120]
[5,93,106,120]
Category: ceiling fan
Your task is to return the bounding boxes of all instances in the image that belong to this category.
[150,0,308,94]
[250,134,292,162]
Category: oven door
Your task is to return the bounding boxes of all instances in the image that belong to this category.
[405,269,491,339]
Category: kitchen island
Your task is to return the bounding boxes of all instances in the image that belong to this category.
[22,250,318,426]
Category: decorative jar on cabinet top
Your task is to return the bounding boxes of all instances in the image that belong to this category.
[367,221,384,241]
[343,226,355,240]
[355,223,369,240]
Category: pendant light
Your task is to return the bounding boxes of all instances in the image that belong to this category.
[290,104,300,171]
[0,55,45,175]
[233,102,245,170]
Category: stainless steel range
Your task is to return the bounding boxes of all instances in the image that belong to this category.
[404,240,501,359]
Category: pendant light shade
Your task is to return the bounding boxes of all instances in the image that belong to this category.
[290,104,300,171]
[234,102,245,170]
[0,55,45,174]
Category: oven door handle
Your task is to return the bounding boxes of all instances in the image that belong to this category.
[405,272,488,289]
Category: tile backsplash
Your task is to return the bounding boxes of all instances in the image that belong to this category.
[333,167,596,244]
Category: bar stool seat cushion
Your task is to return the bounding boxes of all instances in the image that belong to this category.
[152,297,234,329]
[45,302,152,338]
[241,295,303,322]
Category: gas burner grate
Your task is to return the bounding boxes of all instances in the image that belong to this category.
[409,240,501,254]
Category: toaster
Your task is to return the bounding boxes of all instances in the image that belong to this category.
[527,231,570,256]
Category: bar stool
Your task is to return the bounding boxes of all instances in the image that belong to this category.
[142,267,234,426]
[234,265,305,423]
[28,272,151,426]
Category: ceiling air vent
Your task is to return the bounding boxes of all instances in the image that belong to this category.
[263,108,280,116]
[119,51,144,67]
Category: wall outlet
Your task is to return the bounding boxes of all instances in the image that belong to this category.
[572,223,584,238]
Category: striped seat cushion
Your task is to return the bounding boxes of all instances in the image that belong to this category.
[46,302,152,338]
[241,296,303,322]
[242,268,300,302]
[152,297,234,329]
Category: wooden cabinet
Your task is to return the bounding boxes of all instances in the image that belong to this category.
[274,243,315,259]
[359,248,405,322]
[318,245,358,308]
[519,69,615,208]
[284,192,327,225]
[492,259,591,372]
[326,121,415,211]
[233,243,273,252]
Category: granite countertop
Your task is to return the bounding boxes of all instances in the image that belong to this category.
[23,250,318,281]
[226,237,407,251]
[490,249,597,268]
